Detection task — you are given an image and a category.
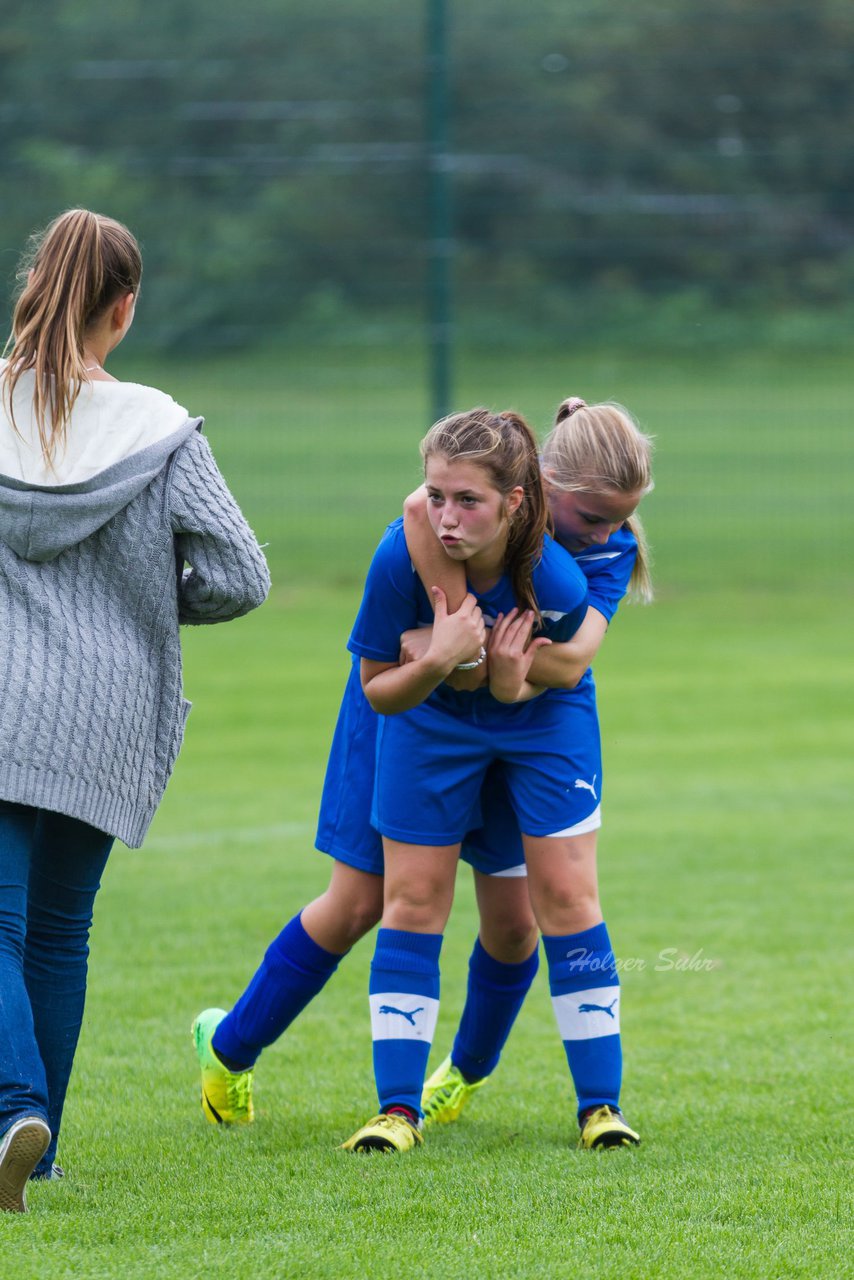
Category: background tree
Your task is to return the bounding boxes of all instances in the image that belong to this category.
[1,0,851,347]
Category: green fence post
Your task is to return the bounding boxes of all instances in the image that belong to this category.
[426,0,453,421]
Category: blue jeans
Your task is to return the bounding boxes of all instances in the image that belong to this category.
[0,801,113,1175]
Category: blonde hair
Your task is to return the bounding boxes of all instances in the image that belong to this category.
[542,398,655,602]
[421,407,550,623]
[2,209,142,463]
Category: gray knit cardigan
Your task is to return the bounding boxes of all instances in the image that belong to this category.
[0,419,270,846]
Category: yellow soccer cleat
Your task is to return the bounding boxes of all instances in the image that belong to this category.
[340,1112,424,1154]
[578,1104,640,1150]
[191,1008,255,1125]
[421,1055,490,1126]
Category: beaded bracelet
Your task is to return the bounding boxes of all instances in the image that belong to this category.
[455,646,487,671]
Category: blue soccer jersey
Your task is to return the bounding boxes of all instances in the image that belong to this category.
[317,522,637,867]
[346,519,596,844]
[569,524,637,625]
[347,518,589,717]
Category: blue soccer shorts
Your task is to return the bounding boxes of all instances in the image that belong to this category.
[460,760,601,877]
[372,690,602,847]
[314,661,385,875]
[315,664,558,876]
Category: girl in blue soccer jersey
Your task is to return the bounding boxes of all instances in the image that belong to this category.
[192,399,652,1154]
[404,398,652,1146]
[340,405,650,1154]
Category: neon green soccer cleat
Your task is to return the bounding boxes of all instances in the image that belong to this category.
[421,1055,490,1126]
[340,1113,424,1154]
[578,1105,640,1150]
[191,1008,255,1125]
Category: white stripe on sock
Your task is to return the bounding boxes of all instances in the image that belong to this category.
[552,986,621,1040]
[369,993,439,1042]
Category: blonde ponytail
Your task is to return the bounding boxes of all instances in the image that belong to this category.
[543,399,655,602]
[2,209,142,462]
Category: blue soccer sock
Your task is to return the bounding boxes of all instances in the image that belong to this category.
[451,937,539,1082]
[543,922,622,1119]
[369,928,442,1118]
[213,912,342,1068]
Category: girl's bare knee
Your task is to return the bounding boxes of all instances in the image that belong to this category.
[341,894,384,945]
[384,886,450,934]
[302,865,384,952]
[531,884,601,936]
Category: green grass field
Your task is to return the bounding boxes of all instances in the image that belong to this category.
[3,344,851,1278]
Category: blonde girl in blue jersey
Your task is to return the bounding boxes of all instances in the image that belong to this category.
[192,399,652,1154]
[341,405,649,1154]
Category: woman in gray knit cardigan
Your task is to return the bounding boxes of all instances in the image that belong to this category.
[0,209,270,1210]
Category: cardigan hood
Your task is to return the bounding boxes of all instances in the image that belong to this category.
[0,369,201,562]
